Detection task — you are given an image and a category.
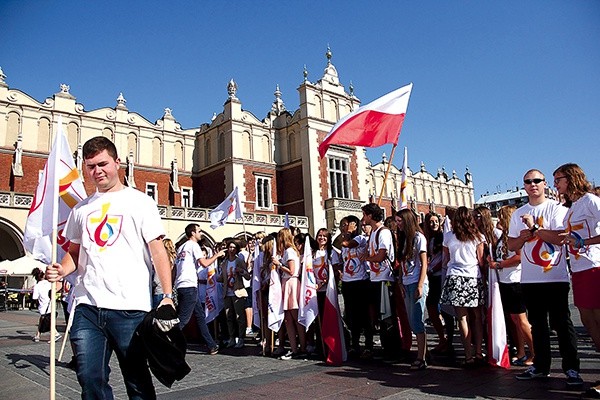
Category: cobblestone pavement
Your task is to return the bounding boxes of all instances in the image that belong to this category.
[1,307,598,399]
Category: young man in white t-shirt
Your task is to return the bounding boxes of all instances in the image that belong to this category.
[507,169,582,387]
[360,203,399,360]
[47,136,175,398]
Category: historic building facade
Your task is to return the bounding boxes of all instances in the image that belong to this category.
[0,50,474,262]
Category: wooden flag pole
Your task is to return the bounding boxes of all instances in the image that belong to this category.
[377,143,398,206]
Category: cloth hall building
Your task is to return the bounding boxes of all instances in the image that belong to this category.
[0,53,474,263]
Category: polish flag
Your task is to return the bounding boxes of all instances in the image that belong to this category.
[322,263,347,365]
[318,83,413,158]
[487,247,511,369]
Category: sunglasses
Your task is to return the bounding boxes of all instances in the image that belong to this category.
[524,178,545,185]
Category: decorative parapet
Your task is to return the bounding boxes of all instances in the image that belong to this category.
[155,202,308,228]
[0,192,34,209]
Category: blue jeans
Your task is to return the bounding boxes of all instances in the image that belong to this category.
[194,300,217,349]
[403,281,429,334]
[70,304,155,400]
[176,286,198,328]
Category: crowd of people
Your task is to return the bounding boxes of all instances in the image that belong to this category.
[39,135,599,400]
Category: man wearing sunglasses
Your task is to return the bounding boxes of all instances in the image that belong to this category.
[507,169,582,388]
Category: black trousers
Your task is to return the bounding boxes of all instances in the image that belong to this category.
[522,282,579,374]
[342,280,373,351]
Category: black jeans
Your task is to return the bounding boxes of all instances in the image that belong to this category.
[342,280,373,351]
[522,282,579,374]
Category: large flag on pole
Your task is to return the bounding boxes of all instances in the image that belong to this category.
[318,83,413,158]
[398,146,408,210]
[267,239,284,332]
[487,250,511,369]
[298,236,318,329]
[322,263,347,365]
[251,240,262,329]
[209,187,243,229]
[24,116,87,263]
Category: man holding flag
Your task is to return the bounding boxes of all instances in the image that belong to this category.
[46,136,176,398]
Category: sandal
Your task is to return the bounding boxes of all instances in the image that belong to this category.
[410,359,427,371]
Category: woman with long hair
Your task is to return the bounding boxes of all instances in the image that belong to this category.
[272,227,306,359]
[396,209,429,370]
[553,163,600,397]
[311,228,341,357]
[440,206,485,367]
[492,205,534,366]
[422,212,449,353]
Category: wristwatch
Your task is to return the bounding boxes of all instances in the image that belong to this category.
[161,293,174,299]
[530,223,540,233]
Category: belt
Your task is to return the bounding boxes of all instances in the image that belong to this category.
[198,280,208,284]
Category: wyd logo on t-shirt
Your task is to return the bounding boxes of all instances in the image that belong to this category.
[86,202,123,251]
[566,214,586,260]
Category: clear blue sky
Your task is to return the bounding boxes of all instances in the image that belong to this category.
[1,1,599,199]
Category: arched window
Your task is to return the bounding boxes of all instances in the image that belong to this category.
[261,134,271,162]
[174,141,184,168]
[241,131,251,159]
[67,122,79,153]
[127,133,137,162]
[314,96,323,119]
[205,138,211,166]
[217,132,225,161]
[5,111,20,147]
[152,137,162,166]
[38,118,51,152]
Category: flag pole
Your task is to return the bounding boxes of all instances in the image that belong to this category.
[49,118,62,400]
[377,143,398,206]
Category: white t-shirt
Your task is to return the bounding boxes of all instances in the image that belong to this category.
[32,279,51,314]
[494,238,521,284]
[64,187,165,312]
[564,193,600,273]
[401,232,428,285]
[313,248,341,291]
[281,247,300,279]
[341,235,369,282]
[443,231,483,278]
[368,226,395,282]
[508,200,569,283]
[224,259,237,297]
[175,240,203,289]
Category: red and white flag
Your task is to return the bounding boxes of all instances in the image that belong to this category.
[487,247,510,369]
[298,236,318,329]
[23,116,87,263]
[318,83,413,158]
[399,146,408,210]
[209,186,243,229]
[322,263,347,365]
[267,240,284,332]
[251,240,262,329]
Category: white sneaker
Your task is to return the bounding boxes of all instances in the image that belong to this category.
[234,338,244,348]
[245,327,253,336]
